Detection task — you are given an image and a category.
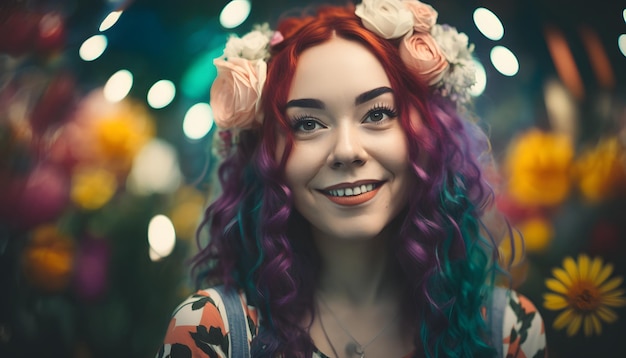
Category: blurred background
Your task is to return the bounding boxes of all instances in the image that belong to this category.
[0,0,625,357]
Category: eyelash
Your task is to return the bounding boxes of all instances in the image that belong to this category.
[290,114,324,132]
[288,104,398,131]
[364,104,398,123]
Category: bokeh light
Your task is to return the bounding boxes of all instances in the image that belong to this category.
[469,59,487,97]
[473,7,504,41]
[619,34,626,58]
[219,0,251,29]
[99,10,123,32]
[490,45,519,76]
[147,79,176,109]
[183,103,214,140]
[126,139,182,195]
[103,69,133,102]
[147,214,176,261]
[79,34,108,61]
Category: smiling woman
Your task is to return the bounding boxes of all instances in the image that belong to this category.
[156,1,547,357]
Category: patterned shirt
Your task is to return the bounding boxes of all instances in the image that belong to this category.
[156,287,546,358]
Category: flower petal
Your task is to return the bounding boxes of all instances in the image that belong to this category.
[590,313,603,335]
[599,276,623,293]
[579,254,591,280]
[563,257,579,282]
[601,296,626,307]
[596,306,618,323]
[588,256,604,282]
[553,309,574,329]
[546,278,569,294]
[566,314,582,336]
[603,288,625,298]
[583,315,593,337]
[595,262,614,286]
[552,267,573,287]
[543,293,568,310]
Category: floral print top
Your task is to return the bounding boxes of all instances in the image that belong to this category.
[156,287,546,358]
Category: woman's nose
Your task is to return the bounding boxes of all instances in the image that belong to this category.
[328,124,367,169]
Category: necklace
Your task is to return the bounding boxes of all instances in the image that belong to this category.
[317,295,399,358]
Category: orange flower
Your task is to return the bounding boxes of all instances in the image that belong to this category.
[504,128,574,207]
[575,137,626,202]
[21,225,75,292]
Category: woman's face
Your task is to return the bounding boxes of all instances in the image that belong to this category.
[281,37,412,241]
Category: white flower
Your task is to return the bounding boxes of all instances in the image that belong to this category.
[438,59,476,103]
[430,24,474,64]
[355,0,414,39]
[223,29,271,61]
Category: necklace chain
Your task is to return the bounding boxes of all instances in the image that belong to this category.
[317,295,398,358]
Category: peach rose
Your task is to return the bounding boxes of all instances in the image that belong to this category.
[399,32,449,85]
[210,57,266,129]
[403,0,438,33]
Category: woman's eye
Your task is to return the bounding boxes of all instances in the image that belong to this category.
[364,108,396,123]
[293,118,324,132]
[368,111,386,122]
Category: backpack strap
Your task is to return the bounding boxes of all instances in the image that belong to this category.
[490,287,508,358]
[214,285,250,358]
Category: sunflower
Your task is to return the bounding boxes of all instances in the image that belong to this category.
[543,254,626,336]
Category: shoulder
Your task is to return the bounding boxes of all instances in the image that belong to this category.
[496,288,547,358]
[156,287,259,358]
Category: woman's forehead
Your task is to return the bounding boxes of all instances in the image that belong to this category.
[287,37,391,102]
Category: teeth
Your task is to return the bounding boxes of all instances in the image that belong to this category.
[328,184,376,197]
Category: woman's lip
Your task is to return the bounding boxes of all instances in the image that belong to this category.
[322,185,381,206]
[321,180,382,191]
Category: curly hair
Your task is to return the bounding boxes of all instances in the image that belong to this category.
[193,4,501,357]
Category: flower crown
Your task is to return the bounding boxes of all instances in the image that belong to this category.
[209,0,477,138]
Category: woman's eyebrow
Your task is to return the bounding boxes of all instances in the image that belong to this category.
[355,86,394,105]
[285,86,393,109]
[285,98,325,109]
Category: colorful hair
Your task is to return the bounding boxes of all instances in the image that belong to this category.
[194,4,500,357]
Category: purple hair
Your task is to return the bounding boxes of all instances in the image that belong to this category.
[194,5,501,357]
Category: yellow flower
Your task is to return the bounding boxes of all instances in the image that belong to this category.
[94,106,154,173]
[543,254,626,336]
[168,186,206,240]
[71,166,117,210]
[518,217,554,253]
[504,128,574,207]
[575,137,626,202]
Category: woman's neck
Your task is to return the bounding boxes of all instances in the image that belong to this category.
[312,226,400,305]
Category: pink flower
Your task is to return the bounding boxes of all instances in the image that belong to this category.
[210,57,267,129]
[270,31,284,47]
[403,0,438,33]
[399,32,449,85]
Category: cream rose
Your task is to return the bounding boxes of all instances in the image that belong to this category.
[355,0,414,39]
[210,57,267,129]
[223,30,270,60]
[403,0,438,33]
[431,24,473,63]
[399,32,449,85]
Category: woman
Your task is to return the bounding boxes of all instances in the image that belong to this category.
[157,1,546,357]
